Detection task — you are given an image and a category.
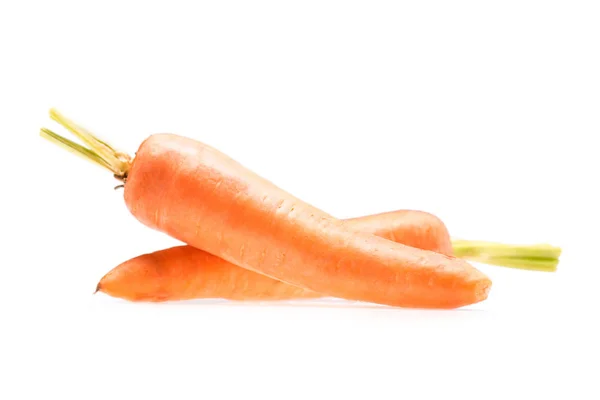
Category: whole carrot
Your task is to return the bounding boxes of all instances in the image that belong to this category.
[97,208,561,303]
[127,134,493,308]
[41,110,491,309]
[97,210,454,302]
[99,245,322,302]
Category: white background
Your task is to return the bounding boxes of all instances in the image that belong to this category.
[2,1,599,399]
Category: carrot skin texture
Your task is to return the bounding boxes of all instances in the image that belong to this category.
[99,210,454,302]
[123,134,491,309]
[99,246,320,302]
[343,210,454,257]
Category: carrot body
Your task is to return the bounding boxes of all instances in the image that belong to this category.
[123,134,491,308]
[99,245,321,302]
[343,210,454,256]
[98,210,454,302]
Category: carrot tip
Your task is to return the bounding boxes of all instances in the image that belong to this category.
[94,283,101,295]
[476,279,492,302]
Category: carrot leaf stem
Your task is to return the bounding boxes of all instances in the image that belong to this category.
[40,128,112,171]
[40,109,132,180]
[451,240,561,272]
[464,256,559,272]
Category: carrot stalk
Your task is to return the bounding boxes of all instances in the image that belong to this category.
[465,256,559,272]
[451,240,561,272]
[43,108,131,179]
[95,213,561,303]
[40,128,114,172]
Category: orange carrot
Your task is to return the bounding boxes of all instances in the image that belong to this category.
[97,210,453,302]
[342,210,454,256]
[98,245,322,302]
[127,134,491,308]
[41,110,492,309]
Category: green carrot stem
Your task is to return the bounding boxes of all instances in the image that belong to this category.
[41,109,132,180]
[451,239,561,272]
[451,240,561,259]
[40,128,114,172]
[460,255,558,272]
[49,108,128,167]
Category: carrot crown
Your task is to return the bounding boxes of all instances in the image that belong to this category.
[40,109,132,181]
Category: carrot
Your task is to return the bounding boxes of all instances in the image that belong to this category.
[97,210,454,302]
[347,211,561,272]
[98,245,322,302]
[42,109,493,309]
[97,209,561,302]
[342,210,454,256]
[126,137,495,308]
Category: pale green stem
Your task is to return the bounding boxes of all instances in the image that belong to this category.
[40,128,114,172]
[40,109,132,180]
[451,240,561,259]
[451,240,562,272]
[462,256,559,272]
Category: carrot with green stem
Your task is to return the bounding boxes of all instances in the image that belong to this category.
[43,115,561,278]
[97,209,454,302]
[96,211,560,302]
[40,109,541,308]
[346,213,561,272]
